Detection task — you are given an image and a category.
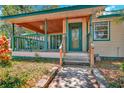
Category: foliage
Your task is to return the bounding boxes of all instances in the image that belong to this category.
[0,35,12,67]
[34,53,41,62]
[0,5,59,38]
[108,82,121,88]
[41,5,59,10]
[0,5,36,38]
[96,61,124,88]
[0,60,57,88]
[114,10,124,23]
[0,71,27,88]
[120,62,124,71]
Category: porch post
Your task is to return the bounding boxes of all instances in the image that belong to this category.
[12,24,15,51]
[90,15,93,42]
[66,17,69,52]
[89,15,95,67]
[62,18,66,55]
[44,19,48,51]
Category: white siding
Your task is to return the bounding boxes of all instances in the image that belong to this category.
[93,19,124,57]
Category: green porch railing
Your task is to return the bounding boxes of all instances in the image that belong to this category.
[12,34,63,52]
[14,36,45,51]
[49,34,62,51]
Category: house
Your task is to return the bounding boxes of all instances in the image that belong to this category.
[0,5,124,66]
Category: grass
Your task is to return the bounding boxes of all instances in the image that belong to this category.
[0,59,58,88]
[95,61,124,88]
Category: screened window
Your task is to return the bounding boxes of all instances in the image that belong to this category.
[93,21,110,41]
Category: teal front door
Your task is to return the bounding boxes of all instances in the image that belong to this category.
[69,22,82,52]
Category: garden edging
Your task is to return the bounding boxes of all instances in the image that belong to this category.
[92,68,109,88]
[35,66,60,88]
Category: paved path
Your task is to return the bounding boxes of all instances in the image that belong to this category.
[49,66,98,88]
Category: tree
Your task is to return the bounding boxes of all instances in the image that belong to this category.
[0,5,59,38]
[0,5,36,38]
[116,10,124,23]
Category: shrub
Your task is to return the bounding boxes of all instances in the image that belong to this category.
[34,53,41,62]
[108,82,121,88]
[0,71,28,88]
[120,62,124,71]
[0,35,12,67]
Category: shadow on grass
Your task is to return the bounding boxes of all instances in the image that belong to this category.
[12,56,59,64]
[95,61,124,70]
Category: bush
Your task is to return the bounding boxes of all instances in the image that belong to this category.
[34,53,41,62]
[0,76,25,88]
[0,35,12,67]
[108,82,121,88]
[0,71,27,88]
[121,62,124,71]
[0,60,11,67]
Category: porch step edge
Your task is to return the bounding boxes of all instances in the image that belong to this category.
[63,60,89,63]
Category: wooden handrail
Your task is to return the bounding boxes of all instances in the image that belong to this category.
[89,42,94,67]
[59,33,66,66]
[59,42,63,66]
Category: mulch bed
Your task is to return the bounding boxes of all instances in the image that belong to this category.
[95,61,124,88]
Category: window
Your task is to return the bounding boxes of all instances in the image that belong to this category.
[93,21,110,41]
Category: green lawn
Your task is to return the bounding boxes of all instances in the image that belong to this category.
[0,59,58,88]
[95,61,124,88]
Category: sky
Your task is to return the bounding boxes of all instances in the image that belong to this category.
[105,5,124,11]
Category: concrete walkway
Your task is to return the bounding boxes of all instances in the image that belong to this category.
[49,66,98,88]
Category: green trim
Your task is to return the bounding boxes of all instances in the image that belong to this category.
[93,21,111,41]
[90,15,93,42]
[49,34,62,50]
[109,21,111,41]
[21,33,43,36]
[49,33,63,36]
[44,34,48,51]
[66,17,69,52]
[44,20,48,51]
[86,22,88,51]
[0,5,104,20]
[98,13,123,19]
[68,22,82,52]
[12,56,59,61]
[12,24,15,51]
[100,56,124,61]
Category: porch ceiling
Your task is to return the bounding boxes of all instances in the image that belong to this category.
[16,19,63,34]
[0,5,105,34]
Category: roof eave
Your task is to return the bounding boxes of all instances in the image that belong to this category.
[0,5,106,20]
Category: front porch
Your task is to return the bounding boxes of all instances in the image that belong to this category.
[11,17,90,58]
[10,15,94,65]
[11,16,91,52]
[1,6,102,66]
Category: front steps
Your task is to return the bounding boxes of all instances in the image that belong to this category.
[63,53,90,65]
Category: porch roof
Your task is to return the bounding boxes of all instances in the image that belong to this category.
[98,13,123,18]
[0,5,105,34]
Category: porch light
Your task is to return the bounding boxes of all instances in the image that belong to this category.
[40,25,44,30]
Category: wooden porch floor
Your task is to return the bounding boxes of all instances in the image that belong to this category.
[12,51,89,59]
[12,51,60,58]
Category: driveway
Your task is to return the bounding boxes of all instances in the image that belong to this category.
[49,66,99,88]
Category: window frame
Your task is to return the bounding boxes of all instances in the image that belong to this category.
[93,21,110,41]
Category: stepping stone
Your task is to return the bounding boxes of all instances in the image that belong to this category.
[49,66,98,88]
